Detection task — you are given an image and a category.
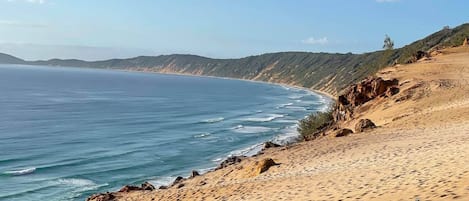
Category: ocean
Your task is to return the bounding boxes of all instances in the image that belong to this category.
[0,64,330,201]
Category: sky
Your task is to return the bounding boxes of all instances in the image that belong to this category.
[0,0,467,61]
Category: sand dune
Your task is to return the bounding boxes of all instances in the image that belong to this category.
[89,47,469,201]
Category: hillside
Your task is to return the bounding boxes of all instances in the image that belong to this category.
[0,53,24,64]
[1,23,468,96]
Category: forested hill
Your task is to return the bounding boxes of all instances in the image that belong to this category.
[2,23,468,96]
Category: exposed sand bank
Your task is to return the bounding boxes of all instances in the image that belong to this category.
[89,47,469,201]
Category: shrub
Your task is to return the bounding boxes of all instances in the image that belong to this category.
[297,108,334,140]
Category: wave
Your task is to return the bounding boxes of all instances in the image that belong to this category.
[271,125,301,145]
[242,114,284,122]
[228,142,265,157]
[54,178,97,187]
[193,132,211,138]
[51,178,109,199]
[281,85,291,90]
[285,106,307,111]
[199,117,224,123]
[288,94,305,100]
[231,125,275,134]
[277,102,293,108]
[3,167,36,176]
[148,176,177,187]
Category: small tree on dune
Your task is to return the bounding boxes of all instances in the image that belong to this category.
[383,34,394,50]
[379,34,395,68]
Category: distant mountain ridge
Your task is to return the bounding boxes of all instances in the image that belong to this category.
[0,53,24,64]
[2,23,468,96]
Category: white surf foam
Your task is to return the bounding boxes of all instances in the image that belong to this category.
[228,142,265,157]
[277,102,293,108]
[231,125,275,134]
[285,106,307,111]
[242,114,284,122]
[148,176,177,187]
[3,167,36,176]
[288,94,305,100]
[200,117,224,123]
[55,178,97,187]
[271,124,301,145]
[193,132,211,138]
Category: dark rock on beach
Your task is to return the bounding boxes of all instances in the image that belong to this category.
[263,141,281,149]
[190,170,200,178]
[118,181,156,193]
[141,181,156,191]
[215,156,246,170]
[86,192,116,201]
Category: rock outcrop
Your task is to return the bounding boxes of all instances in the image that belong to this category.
[334,77,399,122]
[355,119,377,132]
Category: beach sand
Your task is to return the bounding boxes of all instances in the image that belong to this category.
[90,47,469,201]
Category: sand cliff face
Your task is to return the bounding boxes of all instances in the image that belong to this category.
[87,47,469,201]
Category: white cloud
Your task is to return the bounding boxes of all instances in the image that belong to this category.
[6,0,46,4]
[301,37,329,45]
[376,0,400,3]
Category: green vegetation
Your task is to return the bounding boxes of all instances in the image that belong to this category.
[383,34,394,50]
[297,108,334,140]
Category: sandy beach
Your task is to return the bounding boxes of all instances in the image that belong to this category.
[89,47,469,201]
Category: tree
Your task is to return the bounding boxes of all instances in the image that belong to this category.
[383,34,394,50]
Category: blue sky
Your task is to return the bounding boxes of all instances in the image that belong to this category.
[0,0,467,60]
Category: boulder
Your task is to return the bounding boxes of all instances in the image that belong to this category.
[355,119,377,132]
[335,128,353,137]
[140,182,155,191]
[118,182,155,192]
[190,170,200,178]
[86,193,116,201]
[263,141,281,149]
[118,185,142,192]
[170,176,185,187]
[255,158,278,175]
[216,156,246,170]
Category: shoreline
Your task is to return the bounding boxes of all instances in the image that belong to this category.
[116,68,337,100]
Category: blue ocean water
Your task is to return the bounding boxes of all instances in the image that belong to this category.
[0,64,330,201]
